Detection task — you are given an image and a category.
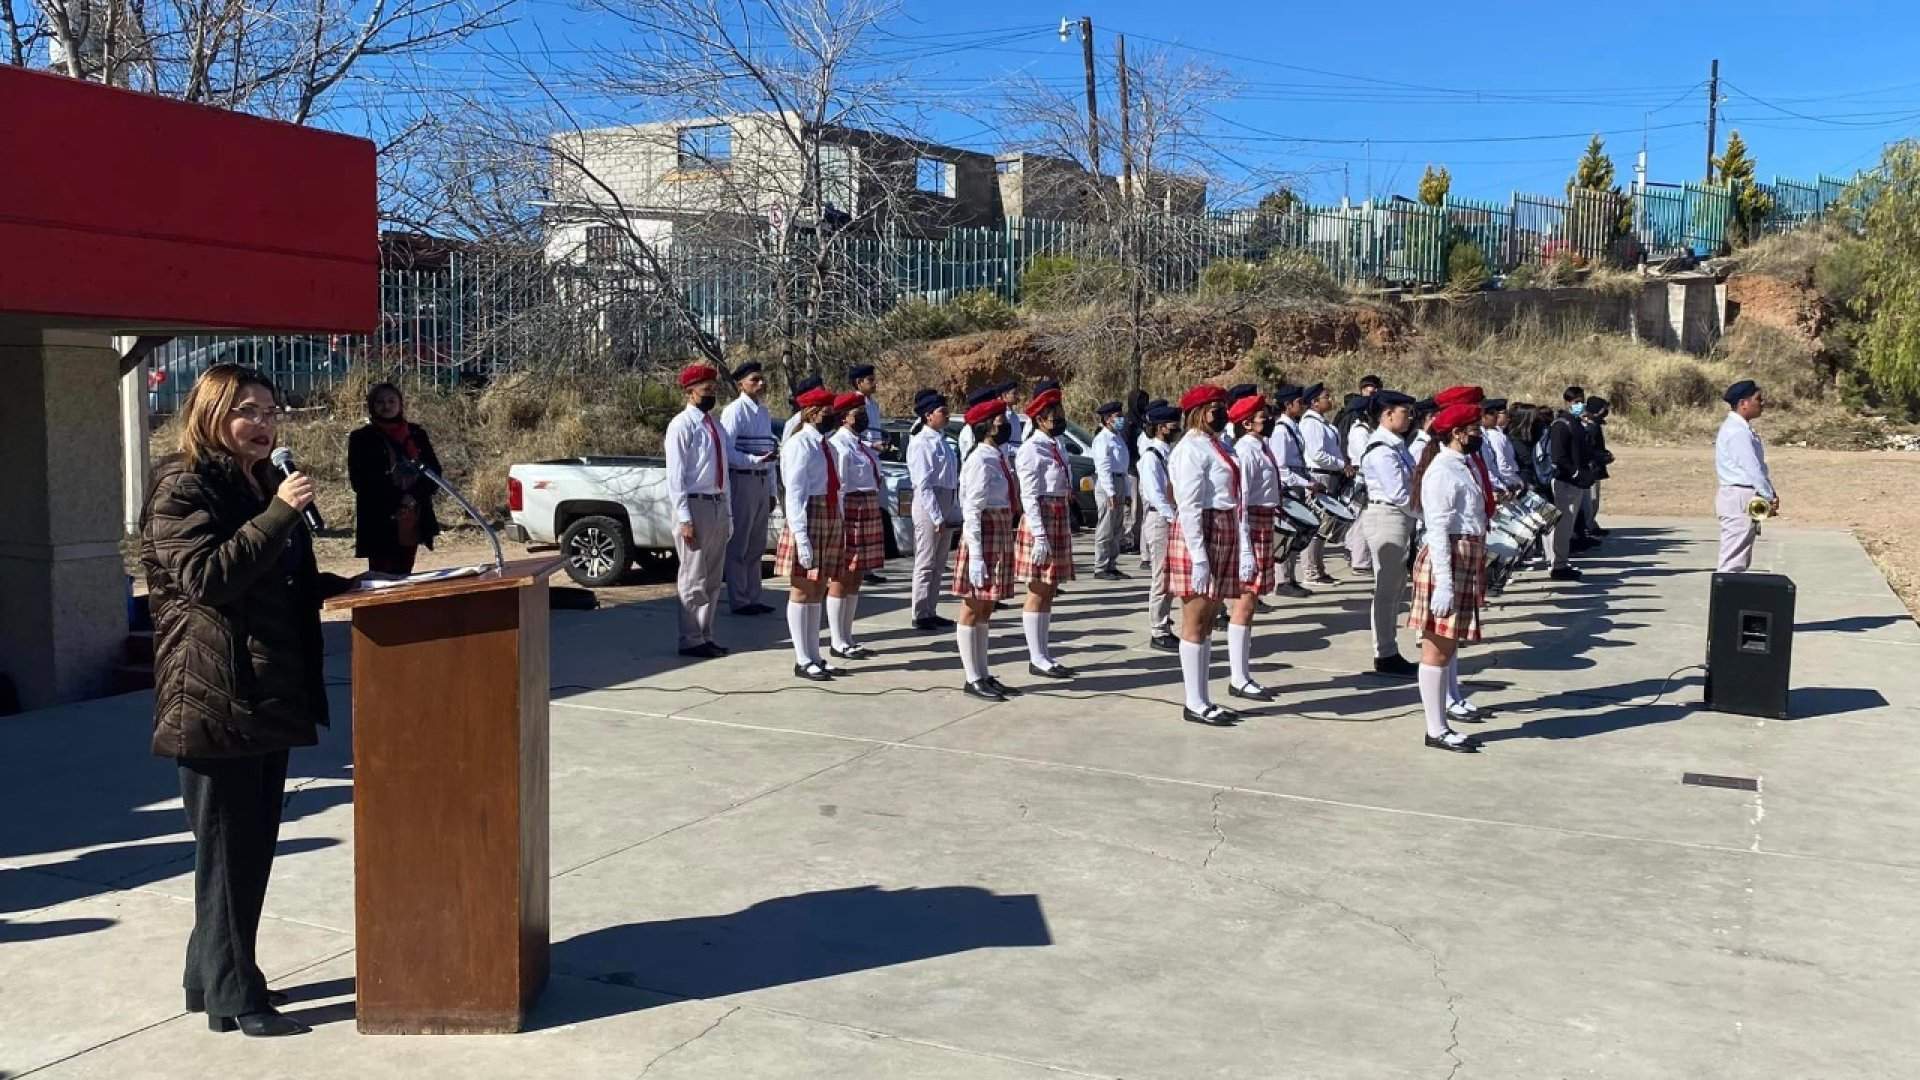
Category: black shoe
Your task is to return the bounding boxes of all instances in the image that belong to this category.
[1252,598,1273,613]
[1094,569,1123,581]
[913,617,941,631]
[732,603,772,616]
[678,642,725,659]
[1215,612,1230,629]
[983,676,1023,697]
[864,572,888,584]
[794,662,833,682]
[1028,662,1073,679]
[209,1009,310,1037]
[1149,633,1179,653]
[1549,565,1583,581]
[188,989,288,1012]
[963,680,1006,702]
[927,614,955,629]
[709,642,731,656]
[1274,583,1312,599]
[1183,704,1240,726]
[1447,701,1493,723]
[1228,682,1275,702]
[1307,574,1339,586]
[1424,732,1481,753]
[1372,654,1419,678]
[822,663,851,677]
[1591,526,1611,537]
[829,644,875,660]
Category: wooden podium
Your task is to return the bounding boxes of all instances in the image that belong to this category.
[324,557,562,1034]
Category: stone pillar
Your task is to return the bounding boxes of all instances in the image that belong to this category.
[118,343,151,536]
[0,329,128,709]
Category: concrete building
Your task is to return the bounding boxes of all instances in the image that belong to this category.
[993,152,1209,222]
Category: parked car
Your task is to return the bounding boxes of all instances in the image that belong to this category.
[505,446,916,588]
[878,417,1099,528]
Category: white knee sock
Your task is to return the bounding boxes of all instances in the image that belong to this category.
[957,624,983,683]
[1180,640,1209,712]
[1446,655,1469,706]
[827,595,852,650]
[1023,611,1052,667]
[788,602,812,666]
[1228,622,1254,687]
[803,602,824,663]
[1419,663,1449,738]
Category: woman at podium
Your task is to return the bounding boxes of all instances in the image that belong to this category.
[140,364,348,1038]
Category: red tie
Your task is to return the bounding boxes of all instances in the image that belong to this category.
[997,454,1017,512]
[702,414,726,492]
[1206,438,1243,508]
[822,439,840,505]
[1258,441,1281,486]
[1469,454,1495,517]
[1048,440,1068,476]
[860,443,881,481]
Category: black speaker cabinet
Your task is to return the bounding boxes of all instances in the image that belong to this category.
[1704,572,1795,719]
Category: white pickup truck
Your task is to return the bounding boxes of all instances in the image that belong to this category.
[504,453,917,587]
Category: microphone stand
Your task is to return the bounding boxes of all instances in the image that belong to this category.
[395,461,507,574]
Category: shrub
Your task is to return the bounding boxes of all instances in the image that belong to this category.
[948,289,1019,332]
[1504,262,1543,290]
[877,298,958,341]
[1019,255,1125,310]
[1199,259,1263,298]
[1447,241,1490,292]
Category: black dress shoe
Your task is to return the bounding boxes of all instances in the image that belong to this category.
[1274,583,1312,599]
[188,989,288,1012]
[1549,565,1584,581]
[1252,598,1272,613]
[963,680,1006,702]
[983,677,1023,697]
[822,663,851,677]
[1149,633,1179,653]
[829,644,875,660]
[1183,705,1240,726]
[209,1009,310,1037]
[1094,569,1121,581]
[1228,682,1275,702]
[864,572,888,584]
[1425,733,1481,753]
[709,642,731,656]
[678,643,724,659]
[1372,654,1420,678]
[928,615,955,628]
[794,662,833,682]
[913,617,940,631]
[1028,662,1073,679]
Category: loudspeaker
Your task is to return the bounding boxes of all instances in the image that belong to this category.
[1704,572,1794,719]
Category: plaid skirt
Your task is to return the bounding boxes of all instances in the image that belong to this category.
[839,489,886,574]
[1013,495,1076,585]
[952,507,1017,602]
[1406,533,1488,642]
[772,496,847,581]
[1166,509,1242,602]
[1244,504,1278,593]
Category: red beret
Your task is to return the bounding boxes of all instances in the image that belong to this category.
[1024,388,1063,418]
[678,364,719,389]
[833,391,866,414]
[1433,385,1484,408]
[963,399,1003,427]
[794,386,835,410]
[1178,384,1226,412]
[1430,402,1482,436]
[1227,394,1267,425]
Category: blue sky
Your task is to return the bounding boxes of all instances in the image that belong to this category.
[345,0,1920,207]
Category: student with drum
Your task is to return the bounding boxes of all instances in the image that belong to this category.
[1357,390,1421,678]
[1407,397,1496,753]
[1267,385,1316,599]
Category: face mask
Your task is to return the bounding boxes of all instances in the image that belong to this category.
[1569,402,1585,417]
[815,414,837,433]
[987,422,1009,445]
[1204,407,1227,434]
[851,415,869,434]
[696,393,717,412]
[1462,434,1484,455]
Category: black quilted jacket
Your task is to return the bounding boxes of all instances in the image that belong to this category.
[141,454,342,759]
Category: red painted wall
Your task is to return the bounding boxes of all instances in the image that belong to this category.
[0,66,378,334]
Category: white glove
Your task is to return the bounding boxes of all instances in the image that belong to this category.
[1030,536,1051,567]
[796,540,815,572]
[1429,583,1455,618]
[969,553,987,588]
[1190,561,1213,596]
[1238,547,1256,585]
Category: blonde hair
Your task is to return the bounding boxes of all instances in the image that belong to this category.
[176,364,276,466]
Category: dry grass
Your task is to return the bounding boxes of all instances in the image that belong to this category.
[1722,224,1847,283]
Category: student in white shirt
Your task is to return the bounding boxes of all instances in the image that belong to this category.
[1344,394,1376,574]
[1135,398,1169,569]
[1268,385,1316,597]
[773,387,849,682]
[665,364,735,659]
[1714,380,1778,573]
[848,364,889,450]
[780,375,825,447]
[1227,393,1284,702]
[1136,404,1182,652]
[1167,384,1245,727]
[1090,401,1130,578]
[826,392,887,661]
[952,397,1021,702]
[1478,398,1525,496]
[1014,387,1077,679]
[1406,400,1493,754]
[906,389,960,631]
[1358,391,1421,678]
[719,361,778,616]
[1298,382,1351,583]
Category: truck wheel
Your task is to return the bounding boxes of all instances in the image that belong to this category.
[559,515,631,587]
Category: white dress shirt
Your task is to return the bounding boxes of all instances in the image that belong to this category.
[959,441,1015,570]
[907,422,959,493]
[1300,409,1346,474]
[780,425,833,561]
[861,396,886,448]
[1170,430,1241,573]
[1016,430,1074,545]
[719,394,776,474]
[1715,411,1775,500]
[1091,425,1128,498]
[1419,446,1488,594]
[1410,429,1432,461]
[1481,425,1522,491]
[1360,427,1417,509]
[665,404,729,526]
[1138,437,1175,517]
[1269,416,1314,490]
[1234,431,1283,508]
[1346,420,1373,473]
[829,426,881,511]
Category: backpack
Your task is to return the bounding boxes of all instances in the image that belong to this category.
[1532,433,1556,484]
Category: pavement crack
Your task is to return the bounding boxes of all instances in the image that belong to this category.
[1201,790,1227,869]
[635,1005,740,1078]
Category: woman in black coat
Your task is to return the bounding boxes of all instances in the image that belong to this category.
[142,363,351,1037]
[347,382,442,575]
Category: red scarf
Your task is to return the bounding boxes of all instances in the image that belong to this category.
[376,418,420,461]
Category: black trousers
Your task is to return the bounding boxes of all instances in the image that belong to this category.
[178,750,289,1016]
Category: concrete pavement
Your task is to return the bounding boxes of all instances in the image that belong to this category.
[3,517,1916,1078]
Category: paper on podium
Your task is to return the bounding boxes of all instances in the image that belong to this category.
[350,565,489,592]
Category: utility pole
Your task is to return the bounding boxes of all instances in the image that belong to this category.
[1115,33,1133,201]
[1705,58,1720,184]
[1079,16,1101,176]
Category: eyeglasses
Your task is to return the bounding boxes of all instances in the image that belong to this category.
[229,405,283,424]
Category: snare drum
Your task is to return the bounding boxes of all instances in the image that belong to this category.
[1483,522,1529,594]
[1277,496,1321,558]
[1311,493,1360,546]
[1517,489,1560,530]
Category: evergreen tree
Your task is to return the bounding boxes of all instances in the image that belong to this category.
[1714,131,1776,246]
[1418,164,1451,206]
[1570,134,1615,193]
[1852,140,1920,405]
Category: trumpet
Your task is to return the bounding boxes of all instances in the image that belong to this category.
[1747,496,1774,522]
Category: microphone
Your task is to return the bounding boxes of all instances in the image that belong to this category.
[391,459,508,573]
[268,447,326,532]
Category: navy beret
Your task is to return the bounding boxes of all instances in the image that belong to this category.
[1095,400,1123,417]
[848,363,876,381]
[1271,384,1303,404]
[1301,382,1326,403]
[790,374,824,402]
[1374,390,1415,408]
[1146,404,1182,425]
[965,383,1011,407]
[1481,397,1508,412]
[913,388,948,416]
[730,361,763,380]
[1225,383,1258,403]
[1723,379,1759,406]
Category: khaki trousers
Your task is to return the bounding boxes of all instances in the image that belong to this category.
[674,495,731,648]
